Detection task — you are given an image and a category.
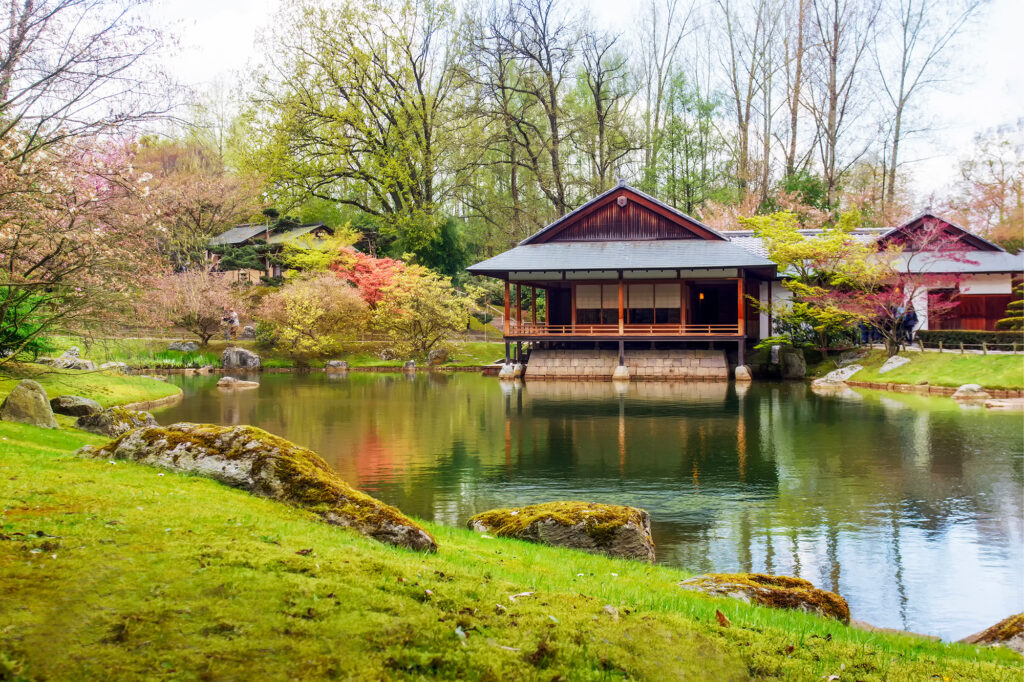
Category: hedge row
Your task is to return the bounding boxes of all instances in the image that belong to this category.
[917,330,1024,346]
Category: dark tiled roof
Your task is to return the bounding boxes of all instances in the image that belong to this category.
[208,224,269,246]
[466,240,775,274]
[209,222,330,247]
[266,223,333,244]
[724,228,887,258]
[896,251,1024,274]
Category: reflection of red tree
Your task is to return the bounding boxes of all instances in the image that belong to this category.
[351,426,401,485]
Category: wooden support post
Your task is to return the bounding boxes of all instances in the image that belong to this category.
[680,281,687,332]
[571,284,576,332]
[618,339,625,366]
[736,275,745,336]
[504,341,510,363]
[618,275,624,335]
[738,340,745,366]
[516,284,522,328]
[531,286,537,325]
[503,281,510,335]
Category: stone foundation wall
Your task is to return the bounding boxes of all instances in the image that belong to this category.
[525,349,728,380]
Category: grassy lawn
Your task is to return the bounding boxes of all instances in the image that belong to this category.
[809,349,1024,390]
[0,421,1019,680]
[40,336,506,369]
[0,363,181,408]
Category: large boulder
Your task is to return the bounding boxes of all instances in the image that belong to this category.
[878,355,911,374]
[240,326,256,340]
[221,346,261,370]
[678,573,850,623]
[50,395,103,417]
[76,423,437,552]
[427,348,449,366]
[403,360,416,372]
[75,407,157,437]
[52,347,96,371]
[100,361,129,374]
[325,360,349,372]
[167,341,200,352]
[217,376,259,389]
[813,364,863,387]
[780,349,806,380]
[961,613,1024,654]
[468,501,655,562]
[0,380,58,429]
[734,365,752,382]
[953,383,991,401]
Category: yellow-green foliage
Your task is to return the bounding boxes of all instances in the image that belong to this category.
[1,423,1020,680]
[257,274,367,363]
[689,573,851,624]
[277,231,359,272]
[88,423,436,550]
[470,501,647,547]
[371,266,473,359]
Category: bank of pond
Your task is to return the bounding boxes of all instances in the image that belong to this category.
[0,366,1021,679]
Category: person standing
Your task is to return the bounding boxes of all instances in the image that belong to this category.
[903,306,918,344]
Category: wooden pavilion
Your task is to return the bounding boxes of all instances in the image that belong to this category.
[467,183,777,369]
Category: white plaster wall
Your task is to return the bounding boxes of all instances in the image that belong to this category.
[768,281,792,336]
[759,281,770,338]
[959,273,1013,295]
[911,288,930,331]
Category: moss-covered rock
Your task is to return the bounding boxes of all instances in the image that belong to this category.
[217,376,259,389]
[0,379,57,429]
[961,613,1024,654]
[76,423,437,552]
[50,395,103,417]
[75,407,158,437]
[468,501,655,562]
[678,573,850,623]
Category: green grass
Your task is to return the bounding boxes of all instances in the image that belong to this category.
[40,336,506,370]
[809,349,1024,390]
[0,421,1019,680]
[0,363,181,408]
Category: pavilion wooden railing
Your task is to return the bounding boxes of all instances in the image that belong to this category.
[506,322,743,336]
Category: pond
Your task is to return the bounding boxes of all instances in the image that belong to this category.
[155,372,1023,641]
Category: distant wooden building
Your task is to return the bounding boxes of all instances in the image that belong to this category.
[730,212,1024,333]
[207,222,334,280]
[468,185,1023,377]
[467,183,778,367]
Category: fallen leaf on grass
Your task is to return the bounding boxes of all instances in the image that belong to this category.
[715,610,731,628]
[295,548,314,556]
[509,591,534,602]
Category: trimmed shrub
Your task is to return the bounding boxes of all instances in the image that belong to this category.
[917,329,1024,348]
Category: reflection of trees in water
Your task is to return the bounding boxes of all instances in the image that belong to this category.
[157,373,1022,634]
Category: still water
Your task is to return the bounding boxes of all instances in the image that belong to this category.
[156,372,1023,641]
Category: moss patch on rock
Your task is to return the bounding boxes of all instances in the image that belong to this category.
[75,407,157,437]
[468,501,655,562]
[963,613,1024,653]
[78,423,436,552]
[678,573,851,624]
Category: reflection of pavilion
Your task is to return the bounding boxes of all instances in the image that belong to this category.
[521,379,730,403]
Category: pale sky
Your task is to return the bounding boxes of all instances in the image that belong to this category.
[150,0,1024,202]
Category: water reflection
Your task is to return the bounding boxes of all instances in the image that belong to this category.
[156,372,1023,641]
